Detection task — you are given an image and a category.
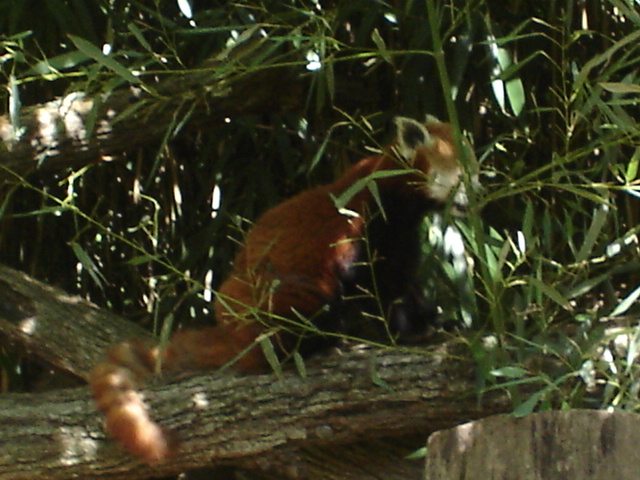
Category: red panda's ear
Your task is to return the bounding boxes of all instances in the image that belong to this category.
[394,116,435,163]
[424,114,441,124]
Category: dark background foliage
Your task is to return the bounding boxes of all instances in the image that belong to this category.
[1,0,639,412]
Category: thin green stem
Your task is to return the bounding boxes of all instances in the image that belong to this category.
[425,0,504,335]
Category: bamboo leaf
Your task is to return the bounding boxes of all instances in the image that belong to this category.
[528,276,572,311]
[575,204,609,263]
[177,0,193,19]
[68,34,141,84]
[625,148,640,182]
[260,335,284,380]
[127,23,154,53]
[331,169,410,211]
[600,82,640,94]
[610,285,640,317]
[70,241,106,289]
[574,30,640,95]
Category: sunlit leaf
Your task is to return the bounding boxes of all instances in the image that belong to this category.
[505,76,525,116]
[610,285,640,317]
[71,242,106,289]
[574,29,640,94]
[485,18,525,116]
[68,34,141,84]
[177,0,193,19]
[625,148,640,182]
[406,447,426,460]
[8,75,22,140]
[491,366,527,378]
[600,82,640,94]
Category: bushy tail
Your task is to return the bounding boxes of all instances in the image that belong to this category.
[90,341,172,463]
[90,323,267,463]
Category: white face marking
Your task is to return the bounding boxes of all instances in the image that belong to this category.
[428,167,480,213]
[394,115,479,211]
[428,168,465,204]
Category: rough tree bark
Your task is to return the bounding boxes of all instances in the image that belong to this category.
[0,264,153,381]
[425,410,640,480]
[0,37,303,180]
[0,262,512,480]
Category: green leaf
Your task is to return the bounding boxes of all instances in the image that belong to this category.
[27,50,90,76]
[370,359,392,391]
[158,313,175,353]
[125,254,159,265]
[513,375,566,417]
[625,148,640,182]
[127,23,153,53]
[8,75,22,140]
[308,121,351,172]
[331,169,409,211]
[293,351,307,379]
[610,284,640,317]
[626,329,640,374]
[484,17,526,116]
[600,82,640,94]
[522,200,533,249]
[574,29,640,95]
[68,34,141,84]
[260,335,284,380]
[371,28,392,64]
[528,276,572,311]
[606,0,640,26]
[513,388,543,417]
[505,75,525,116]
[70,241,106,289]
[575,204,609,263]
[405,447,427,460]
[566,271,610,299]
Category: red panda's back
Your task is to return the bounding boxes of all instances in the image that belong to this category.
[215,186,364,325]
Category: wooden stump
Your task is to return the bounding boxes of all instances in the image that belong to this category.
[425,409,640,480]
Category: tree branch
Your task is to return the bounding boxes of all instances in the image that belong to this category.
[0,258,519,480]
[0,263,153,381]
[0,262,512,480]
[0,339,510,480]
[0,39,303,179]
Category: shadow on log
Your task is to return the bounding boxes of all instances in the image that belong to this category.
[0,262,514,480]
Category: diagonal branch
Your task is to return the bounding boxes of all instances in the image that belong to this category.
[0,263,153,381]
[0,338,510,480]
[0,41,303,178]
[0,262,512,480]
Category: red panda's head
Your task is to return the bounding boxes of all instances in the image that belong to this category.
[393,116,477,213]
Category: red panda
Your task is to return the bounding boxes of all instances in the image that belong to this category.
[90,116,474,463]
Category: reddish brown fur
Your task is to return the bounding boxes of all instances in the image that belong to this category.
[90,118,463,463]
